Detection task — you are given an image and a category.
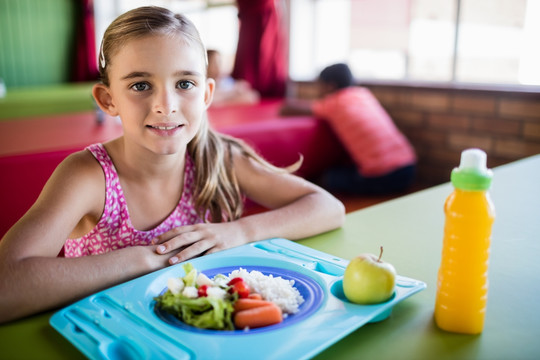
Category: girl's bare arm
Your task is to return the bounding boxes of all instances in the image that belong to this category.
[233,152,346,241]
[154,151,345,262]
[0,152,168,323]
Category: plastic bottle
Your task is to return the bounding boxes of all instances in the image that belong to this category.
[434,148,495,334]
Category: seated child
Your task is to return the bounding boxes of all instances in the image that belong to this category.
[0,7,344,323]
[281,63,417,195]
[207,49,260,106]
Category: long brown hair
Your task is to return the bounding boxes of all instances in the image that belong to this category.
[98,6,300,222]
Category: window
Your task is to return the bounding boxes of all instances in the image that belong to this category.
[288,0,540,86]
[456,0,540,85]
[94,0,239,73]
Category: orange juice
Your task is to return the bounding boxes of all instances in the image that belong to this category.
[434,149,495,334]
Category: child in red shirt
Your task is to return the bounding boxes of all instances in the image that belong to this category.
[282,63,416,194]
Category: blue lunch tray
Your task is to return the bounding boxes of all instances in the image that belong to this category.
[50,238,426,360]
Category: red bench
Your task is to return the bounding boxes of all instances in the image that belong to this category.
[208,100,347,178]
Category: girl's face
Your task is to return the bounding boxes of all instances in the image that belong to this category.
[96,34,214,156]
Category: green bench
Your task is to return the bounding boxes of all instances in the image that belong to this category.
[0,82,96,121]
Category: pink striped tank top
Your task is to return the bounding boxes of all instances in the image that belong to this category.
[63,143,205,257]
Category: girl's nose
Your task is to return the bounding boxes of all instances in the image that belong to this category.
[153,88,178,115]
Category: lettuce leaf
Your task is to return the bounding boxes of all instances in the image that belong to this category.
[182,263,197,287]
[155,290,235,330]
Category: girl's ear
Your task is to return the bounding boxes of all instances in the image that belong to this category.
[92,83,119,116]
[204,78,215,109]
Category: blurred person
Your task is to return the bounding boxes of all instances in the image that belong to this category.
[281,63,417,195]
[207,49,259,106]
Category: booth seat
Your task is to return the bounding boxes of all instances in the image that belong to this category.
[0,100,347,237]
[207,100,347,178]
[0,150,78,238]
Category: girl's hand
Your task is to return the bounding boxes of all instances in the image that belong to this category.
[134,244,176,271]
[152,222,248,264]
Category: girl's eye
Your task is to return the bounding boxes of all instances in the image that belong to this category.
[131,82,150,92]
[177,80,194,90]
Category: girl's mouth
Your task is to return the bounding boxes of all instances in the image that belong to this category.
[147,124,182,130]
[146,124,184,136]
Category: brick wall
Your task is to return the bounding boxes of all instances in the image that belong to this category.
[292,82,540,186]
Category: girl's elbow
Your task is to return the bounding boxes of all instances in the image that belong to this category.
[319,194,345,230]
[333,199,346,228]
[314,190,346,229]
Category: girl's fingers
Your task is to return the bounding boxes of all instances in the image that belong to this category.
[151,223,226,264]
[169,240,215,264]
[152,225,199,244]
[155,228,202,254]
[205,246,222,255]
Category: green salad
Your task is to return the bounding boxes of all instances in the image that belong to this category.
[154,263,238,330]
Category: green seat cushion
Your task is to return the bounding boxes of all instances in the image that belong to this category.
[0,82,96,120]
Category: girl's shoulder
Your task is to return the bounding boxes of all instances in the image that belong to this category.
[61,147,103,174]
[26,147,107,233]
[49,147,106,194]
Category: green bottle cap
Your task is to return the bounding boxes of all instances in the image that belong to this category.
[451,148,493,191]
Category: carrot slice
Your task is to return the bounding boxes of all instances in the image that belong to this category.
[248,293,262,300]
[234,298,273,312]
[234,303,283,329]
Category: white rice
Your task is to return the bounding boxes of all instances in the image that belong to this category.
[228,268,304,314]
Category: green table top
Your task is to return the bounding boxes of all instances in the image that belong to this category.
[1,154,539,360]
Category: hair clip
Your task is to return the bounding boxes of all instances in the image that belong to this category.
[99,40,106,69]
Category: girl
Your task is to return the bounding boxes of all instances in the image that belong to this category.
[0,6,344,323]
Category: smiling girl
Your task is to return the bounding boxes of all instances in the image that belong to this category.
[0,6,344,323]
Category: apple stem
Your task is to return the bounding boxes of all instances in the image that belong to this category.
[378,246,383,262]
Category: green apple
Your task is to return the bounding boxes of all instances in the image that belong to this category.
[343,246,396,304]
